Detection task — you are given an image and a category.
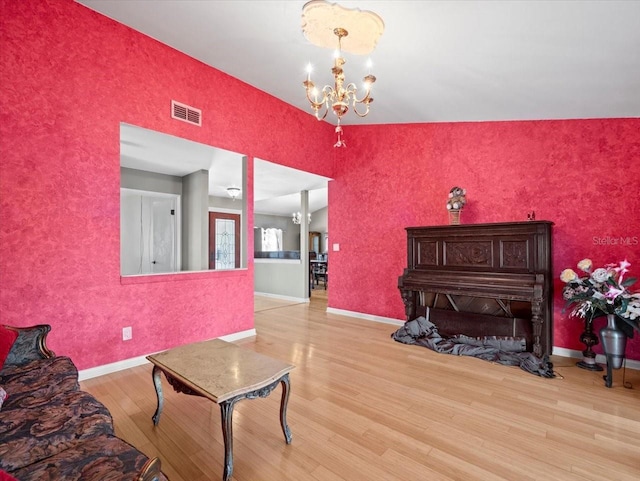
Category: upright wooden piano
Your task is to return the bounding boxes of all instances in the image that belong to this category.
[398,221,553,356]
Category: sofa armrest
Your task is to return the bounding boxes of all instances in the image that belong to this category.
[136,457,164,481]
[3,324,55,368]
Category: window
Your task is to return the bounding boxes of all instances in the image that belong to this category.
[261,228,283,252]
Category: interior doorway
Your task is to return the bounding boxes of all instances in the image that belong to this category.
[209,212,240,269]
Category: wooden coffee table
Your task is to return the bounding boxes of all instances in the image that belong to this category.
[146,339,294,481]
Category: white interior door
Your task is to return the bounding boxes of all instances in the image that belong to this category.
[121,189,179,275]
[151,197,177,273]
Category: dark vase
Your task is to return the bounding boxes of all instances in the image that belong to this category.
[600,314,627,388]
[576,317,603,371]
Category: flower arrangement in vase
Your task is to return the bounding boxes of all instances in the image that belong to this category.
[561,259,639,332]
[560,259,640,385]
[446,186,466,225]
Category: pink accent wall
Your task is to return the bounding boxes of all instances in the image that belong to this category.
[329,119,640,360]
[2,1,639,369]
[0,0,335,369]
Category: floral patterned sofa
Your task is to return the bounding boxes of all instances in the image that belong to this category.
[0,324,168,481]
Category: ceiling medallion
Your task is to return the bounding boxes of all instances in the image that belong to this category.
[301,1,384,147]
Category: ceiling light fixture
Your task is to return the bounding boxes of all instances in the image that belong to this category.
[302,0,384,148]
[226,186,241,200]
[292,212,311,225]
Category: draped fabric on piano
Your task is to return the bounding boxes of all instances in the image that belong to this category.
[390,313,555,377]
[398,221,554,357]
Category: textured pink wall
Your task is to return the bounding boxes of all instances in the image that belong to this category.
[329,119,640,360]
[2,1,638,369]
[0,0,335,369]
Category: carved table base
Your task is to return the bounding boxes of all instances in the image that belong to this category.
[147,339,294,481]
[219,375,292,480]
[152,366,292,481]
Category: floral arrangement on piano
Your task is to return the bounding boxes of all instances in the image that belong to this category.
[446,186,467,211]
[561,259,640,336]
[446,186,466,225]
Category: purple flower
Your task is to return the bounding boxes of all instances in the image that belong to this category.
[605,285,625,301]
[614,259,631,284]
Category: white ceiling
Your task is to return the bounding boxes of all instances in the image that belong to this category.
[92,1,640,215]
[79,0,640,125]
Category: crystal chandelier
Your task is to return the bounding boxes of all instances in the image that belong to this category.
[301,1,384,148]
[292,212,311,225]
[303,28,376,147]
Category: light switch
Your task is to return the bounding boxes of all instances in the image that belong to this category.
[332,243,340,251]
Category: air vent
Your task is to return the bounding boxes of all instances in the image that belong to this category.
[171,100,202,126]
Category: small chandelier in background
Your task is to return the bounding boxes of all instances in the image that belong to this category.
[301,0,384,148]
[226,186,241,201]
[292,212,311,225]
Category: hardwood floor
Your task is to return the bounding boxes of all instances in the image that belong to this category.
[81,295,640,481]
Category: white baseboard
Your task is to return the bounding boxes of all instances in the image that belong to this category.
[553,346,640,370]
[78,328,257,381]
[78,354,150,382]
[79,313,640,379]
[254,292,309,303]
[219,328,257,343]
[551,347,584,359]
[327,308,640,371]
[326,307,405,326]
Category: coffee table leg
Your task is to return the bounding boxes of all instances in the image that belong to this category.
[220,399,237,481]
[151,365,164,426]
[218,374,292,481]
[280,373,292,444]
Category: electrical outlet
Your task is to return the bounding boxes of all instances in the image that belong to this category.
[122,326,132,341]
